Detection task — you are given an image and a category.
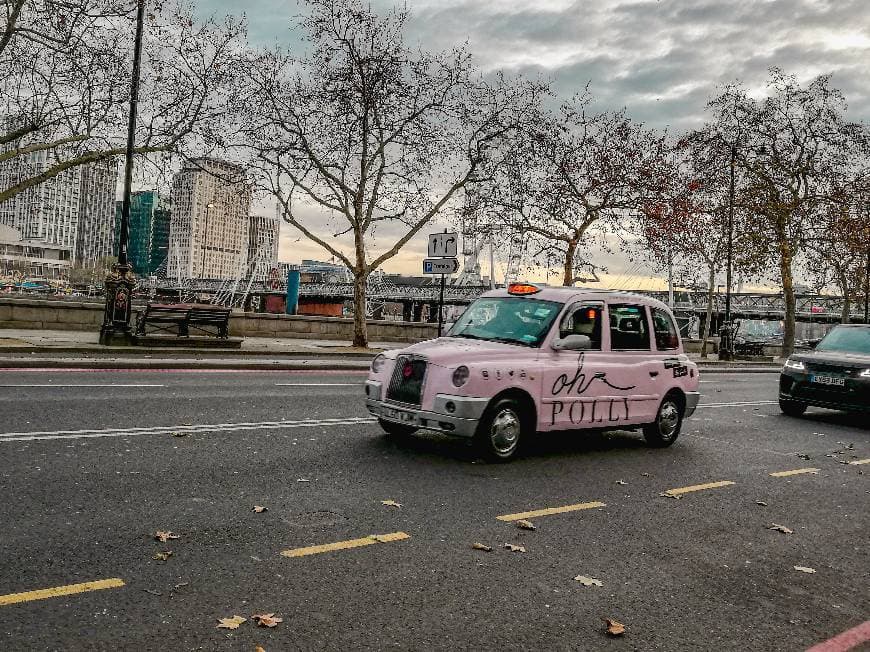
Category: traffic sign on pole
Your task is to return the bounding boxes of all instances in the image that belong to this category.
[423,258,459,275]
[428,232,458,258]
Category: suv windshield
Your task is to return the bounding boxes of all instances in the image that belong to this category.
[815,326,870,355]
[447,297,562,347]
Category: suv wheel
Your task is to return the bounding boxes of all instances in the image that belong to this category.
[379,418,418,439]
[779,399,807,417]
[643,395,683,448]
[475,398,527,462]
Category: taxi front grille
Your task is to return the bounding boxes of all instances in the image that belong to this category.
[386,355,427,406]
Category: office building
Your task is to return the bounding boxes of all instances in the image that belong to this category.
[247,214,279,278]
[168,158,250,280]
[76,158,119,263]
[114,191,171,276]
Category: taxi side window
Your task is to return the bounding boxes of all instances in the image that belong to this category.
[652,308,679,350]
[609,304,651,350]
[559,305,602,350]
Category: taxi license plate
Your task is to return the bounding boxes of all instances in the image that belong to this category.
[384,407,415,423]
[810,375,844,387]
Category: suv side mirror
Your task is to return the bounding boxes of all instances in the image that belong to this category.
[552,334,591,351]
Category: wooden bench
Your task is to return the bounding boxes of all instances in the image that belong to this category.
[136,303,231,338]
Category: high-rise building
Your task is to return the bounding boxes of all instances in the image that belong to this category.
[0,126,119,266]
[114,191,171,276]
[247,214,279,278]
[168,158,250,280]
[76,158,119,263]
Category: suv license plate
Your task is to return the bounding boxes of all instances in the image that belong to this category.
[810,375,844,386]
[384,407,415,423]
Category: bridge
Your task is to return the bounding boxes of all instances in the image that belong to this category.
[136,276,868,323]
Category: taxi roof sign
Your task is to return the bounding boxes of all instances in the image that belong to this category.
[507,283,541,296]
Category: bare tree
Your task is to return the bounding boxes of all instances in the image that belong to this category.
[473,93,666,286]
[0,0,246,203]
[237,0,543,346]
[708,69,867,356]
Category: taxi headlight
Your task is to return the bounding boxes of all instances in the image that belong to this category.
[452,365,470,387]
[371,354,386,373]
[783,358,805,371]
[860,369,870,378]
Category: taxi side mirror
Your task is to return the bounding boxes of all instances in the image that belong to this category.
[552,334,591,351]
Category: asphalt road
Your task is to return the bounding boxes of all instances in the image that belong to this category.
[0,369,867,651]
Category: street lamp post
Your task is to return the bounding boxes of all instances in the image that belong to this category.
[718,143,737,360]
[200,202,215,280]
[100,0,145,345]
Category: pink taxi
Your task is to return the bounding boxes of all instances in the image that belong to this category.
[365,283,700,461]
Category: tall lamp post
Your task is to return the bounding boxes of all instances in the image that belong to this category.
[200,202,215,280]
[100,0,145,345]
[717,143,737,361]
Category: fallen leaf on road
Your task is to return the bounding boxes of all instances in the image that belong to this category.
[153,551,173,561]
[472,542,492,552]
[794,566,816,574]
[755,501,768,506]
[504,543,526,553]
[296,478,310,482]
[154,531,179,542]
[640,472,650,477]
[381,499,402,509]
[796,453,811,460]
[170,431,187,437]
[615,480,628,485]
[573,575,603,587]
[181,422,193,427]
[143,588,162,596]
[604,618,625,636]
[659,492,681,500]
[252,505,268,513]
[217,615,246,629]
[252,613,283,628]
[768,523,793,534]
[515,519,537,531]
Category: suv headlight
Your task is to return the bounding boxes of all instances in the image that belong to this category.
[860,369,870,378]
[452,365,470,387]
[783,358,805,371]
[371,354,386,373]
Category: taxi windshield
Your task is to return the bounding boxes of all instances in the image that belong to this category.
[815,326,870,355]
[447,296,562,347]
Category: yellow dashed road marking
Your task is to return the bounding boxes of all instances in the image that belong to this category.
[496,501,606,522]
[661,480,735,498]
[0,578,125,607]
[848,459,870,466]
[769,468,819,477]
[280,532,410,558]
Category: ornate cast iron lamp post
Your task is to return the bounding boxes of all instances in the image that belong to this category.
[100,0,145,345]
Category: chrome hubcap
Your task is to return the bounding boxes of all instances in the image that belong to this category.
[658,401,680,439]
[490,408,521,455]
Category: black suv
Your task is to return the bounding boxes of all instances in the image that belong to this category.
[779,324,870,416]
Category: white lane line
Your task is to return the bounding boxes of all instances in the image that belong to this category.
[0,384,165,388]
[697,400,778,408]
[275,382,363,386]
[0,417,376,442]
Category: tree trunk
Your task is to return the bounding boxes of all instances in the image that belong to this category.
[777,228,796,358]
[562,240,577,286]
[701,266,715,358]
[352,272,368,347]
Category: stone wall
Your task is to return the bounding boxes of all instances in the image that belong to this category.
[0,297,438,343]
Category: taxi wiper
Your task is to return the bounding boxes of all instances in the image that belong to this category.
[450,332,486,340]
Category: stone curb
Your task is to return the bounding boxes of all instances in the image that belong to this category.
[0,345,380,359]
[0,357,374,371]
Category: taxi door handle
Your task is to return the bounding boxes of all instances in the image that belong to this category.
[649,371,659,378]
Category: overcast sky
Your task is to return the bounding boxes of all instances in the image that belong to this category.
[197,0,870,288]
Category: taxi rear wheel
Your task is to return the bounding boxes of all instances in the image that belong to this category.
[643,395,683,448]
[475,398,526,462]
[379,418,418,439]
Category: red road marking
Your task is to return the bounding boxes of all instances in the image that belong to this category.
[806,620,870,652]
[0,368,369,374]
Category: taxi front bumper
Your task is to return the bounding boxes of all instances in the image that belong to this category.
[365,380,488,438]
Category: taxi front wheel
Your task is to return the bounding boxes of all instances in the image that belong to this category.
[475,398,527,462]
[643,396,683,448]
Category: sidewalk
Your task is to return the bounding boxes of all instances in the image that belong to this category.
[0,328,784,372]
